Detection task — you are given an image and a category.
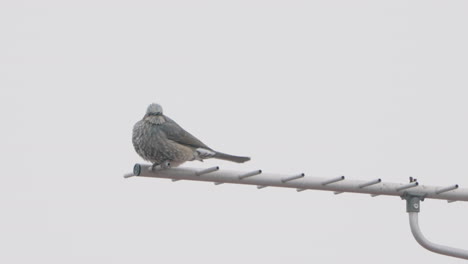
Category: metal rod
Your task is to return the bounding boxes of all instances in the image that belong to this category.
[214,182,223,185]
[359,178,381,188]
[296,188,306,192]
[436,185,459,194]
[281,173,305,183]
[370,194,380,197]
[123,173,134,178]
[334,191,343,195]
[195,166,219,176]
[396,182,418,192]
[239,170,262,180]
[129,164,468,202]
[172,179,181,182]
[409,212,468,260]
[257,185,267,189]
[322,176,345,186]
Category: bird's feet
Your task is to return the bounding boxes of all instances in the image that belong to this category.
[149,161,171,171]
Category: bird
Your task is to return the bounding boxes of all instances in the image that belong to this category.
[132,103,250,170]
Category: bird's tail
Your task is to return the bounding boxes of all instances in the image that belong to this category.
[213,151,250,163]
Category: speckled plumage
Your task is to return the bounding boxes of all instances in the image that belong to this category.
[132,103,250,167]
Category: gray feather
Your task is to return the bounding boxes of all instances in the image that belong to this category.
[159,116,212,150]
[213,152,250,163]
[132,103,251,166]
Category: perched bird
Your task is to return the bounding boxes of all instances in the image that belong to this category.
[133,103,250,169]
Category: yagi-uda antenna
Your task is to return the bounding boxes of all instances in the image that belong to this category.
[124,164,468,260]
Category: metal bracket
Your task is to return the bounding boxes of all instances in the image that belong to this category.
[401,193,426,213]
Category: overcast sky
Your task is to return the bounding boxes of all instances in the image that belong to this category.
[1,0,468,263]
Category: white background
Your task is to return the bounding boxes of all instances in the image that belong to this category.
[1,0,468,263]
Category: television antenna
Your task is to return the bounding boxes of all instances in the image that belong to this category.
[125,163,468,260]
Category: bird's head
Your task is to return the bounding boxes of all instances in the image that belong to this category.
[143,103,166,124]
[145,103,163,117]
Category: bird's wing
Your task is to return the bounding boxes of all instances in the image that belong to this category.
[159,116,212,150]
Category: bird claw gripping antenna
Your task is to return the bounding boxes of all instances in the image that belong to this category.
[124,164,468,260]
